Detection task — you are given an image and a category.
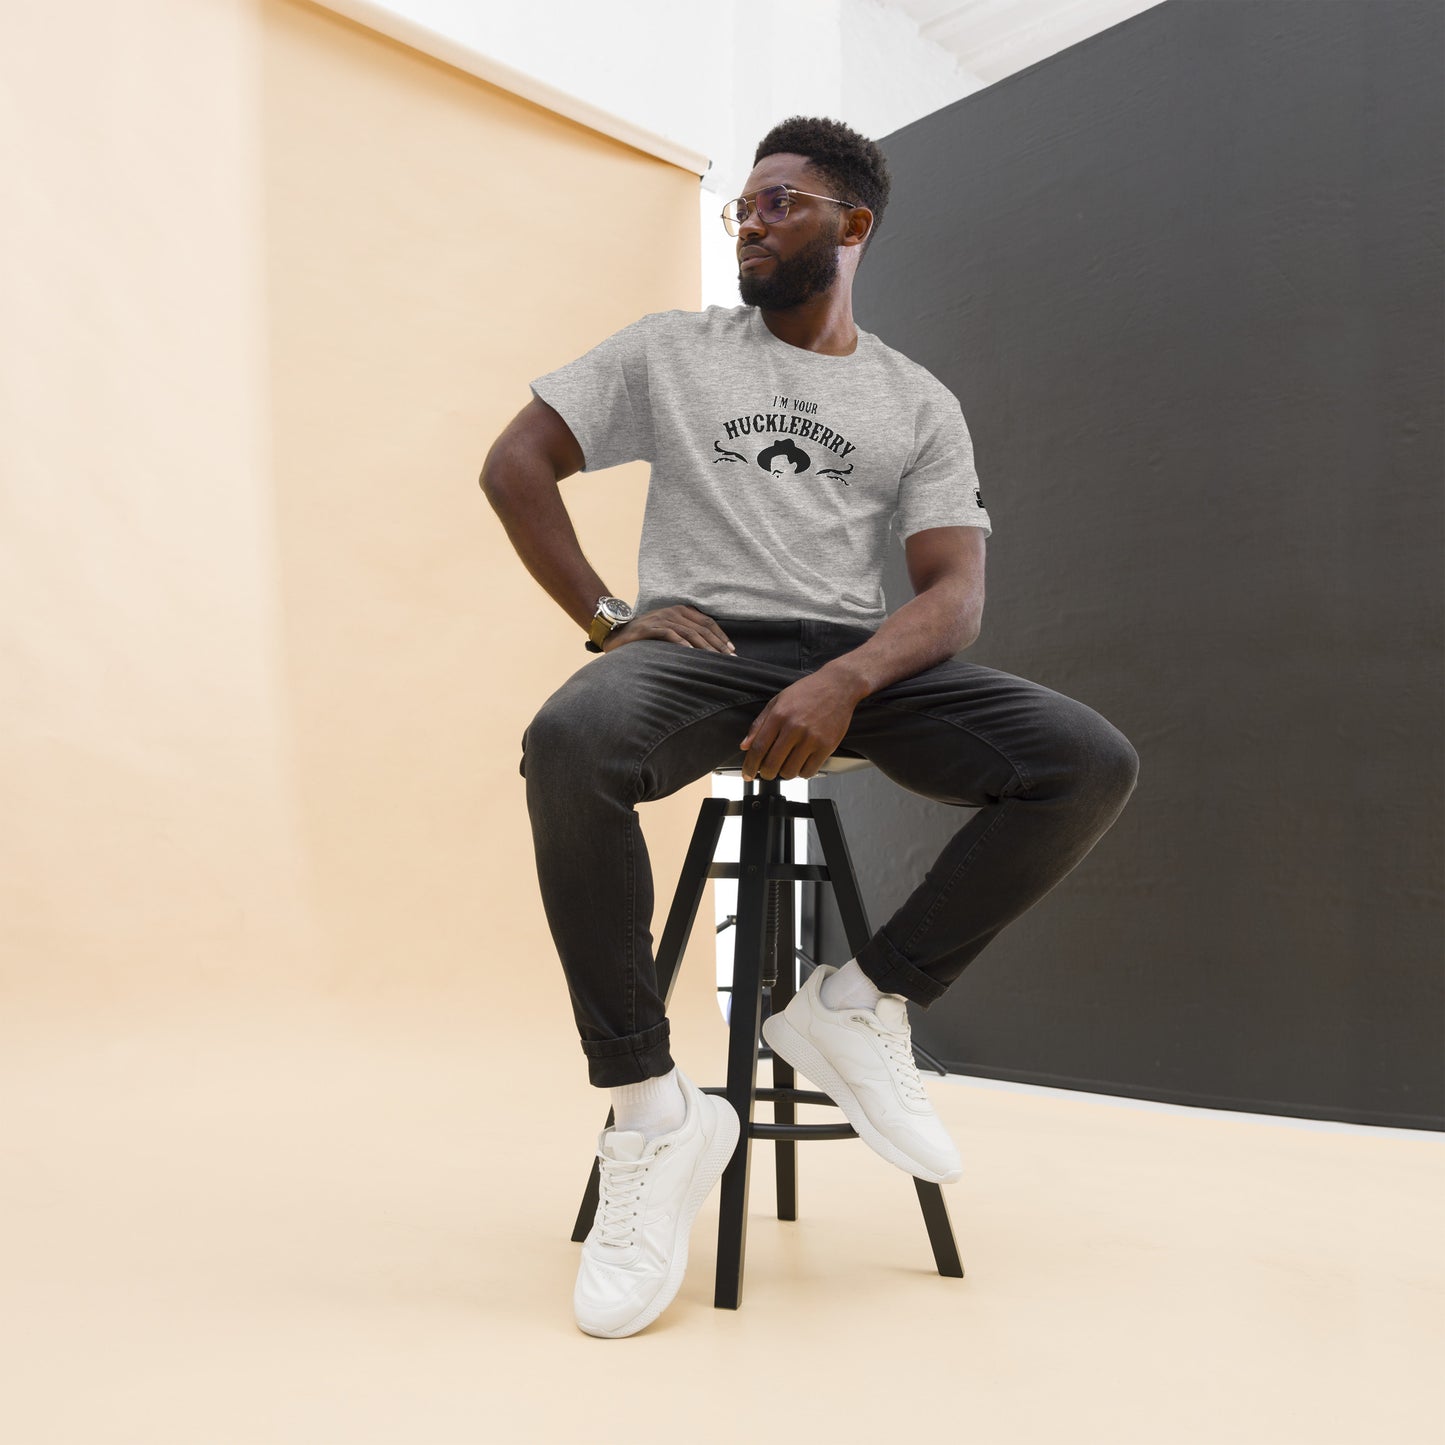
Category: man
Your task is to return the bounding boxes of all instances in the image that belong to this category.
[481,116,1139,1338]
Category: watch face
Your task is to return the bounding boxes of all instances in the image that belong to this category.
[600,598,634,624]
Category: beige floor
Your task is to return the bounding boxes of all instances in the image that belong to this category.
[2,981,1441,1445]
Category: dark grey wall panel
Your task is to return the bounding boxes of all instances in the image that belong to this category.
[818,0,1443,1128]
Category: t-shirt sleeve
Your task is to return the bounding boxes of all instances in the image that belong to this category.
[529,315,657,473]
[895,383,992,541]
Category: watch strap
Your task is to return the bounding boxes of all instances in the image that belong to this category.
[587,612,614,650]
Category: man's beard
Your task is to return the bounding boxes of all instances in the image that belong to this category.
[738,230,839,309]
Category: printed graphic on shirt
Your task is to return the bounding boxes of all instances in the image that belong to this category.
[711,394,857,487]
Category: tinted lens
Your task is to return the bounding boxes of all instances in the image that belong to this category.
[756,185,791,223]
[724,186,792,233]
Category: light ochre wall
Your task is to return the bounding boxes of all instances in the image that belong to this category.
[0,0,705,1012]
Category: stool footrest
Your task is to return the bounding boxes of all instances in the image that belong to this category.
[700,1085,859,1141]
[707,863,830,882]
[750,1121,859,1142]
[702,1085,835,1108]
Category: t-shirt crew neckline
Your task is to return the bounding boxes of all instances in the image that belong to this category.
[747,305,874,361]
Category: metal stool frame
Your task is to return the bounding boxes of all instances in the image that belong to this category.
[570,771,964,1309]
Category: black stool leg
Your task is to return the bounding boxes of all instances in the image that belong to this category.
[570,797,730,1244]
[570,1118,609,1245]
[657,797,733,1010]
[713,783,774,1309]
[914,1178,965,1277]
[770,811,799,1222]
[809,795,965,1280]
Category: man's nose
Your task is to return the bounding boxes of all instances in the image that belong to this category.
[738,206,767,243]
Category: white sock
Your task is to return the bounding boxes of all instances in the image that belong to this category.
[820,958,888,1011]
[610,1068,686,1139]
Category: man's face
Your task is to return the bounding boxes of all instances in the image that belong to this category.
[735,154,845,310]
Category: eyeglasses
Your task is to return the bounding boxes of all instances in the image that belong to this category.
[720,183,857,236]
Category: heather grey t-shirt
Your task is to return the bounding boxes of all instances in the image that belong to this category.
[530,305,991,629]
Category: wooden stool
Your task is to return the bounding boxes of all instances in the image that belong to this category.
[570,757,964,1309]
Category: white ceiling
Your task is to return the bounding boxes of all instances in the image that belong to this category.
[885,0,1167,85]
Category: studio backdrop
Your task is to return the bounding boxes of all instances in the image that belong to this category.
[811,0,1444,1130]
[0,0,706,1019]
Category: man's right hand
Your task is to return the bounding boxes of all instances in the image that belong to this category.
[603,606,735,655]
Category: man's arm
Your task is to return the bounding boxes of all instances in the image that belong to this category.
[480,396,597,632]
[739,525,986,780]
[480,397,734,652]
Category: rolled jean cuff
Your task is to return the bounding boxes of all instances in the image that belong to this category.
[580,1019,675,1088]
[855,929,948,1006]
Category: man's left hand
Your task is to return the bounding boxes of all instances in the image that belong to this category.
[739,671,862,781]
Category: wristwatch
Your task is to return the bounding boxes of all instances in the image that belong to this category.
[585,596,635,653]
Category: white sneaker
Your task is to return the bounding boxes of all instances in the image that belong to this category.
[574,1070,739,1338]
[762,965,962,1184]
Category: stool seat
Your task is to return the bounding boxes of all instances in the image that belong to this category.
[711,752,875,777]
[570,771,964,1310]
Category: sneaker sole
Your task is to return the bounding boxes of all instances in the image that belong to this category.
[761,1013,961,1185]
[578,1093,741,1339]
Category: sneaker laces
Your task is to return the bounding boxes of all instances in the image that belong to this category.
[594,1146,664,1249]
[860,1014,930,1107]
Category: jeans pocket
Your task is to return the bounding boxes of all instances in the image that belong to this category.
[804,622,878,670]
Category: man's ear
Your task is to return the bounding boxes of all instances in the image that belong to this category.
[841,206,873,248]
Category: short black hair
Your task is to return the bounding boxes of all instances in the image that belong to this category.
[753,116,891,255]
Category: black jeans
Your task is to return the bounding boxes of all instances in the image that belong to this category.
[521,620,1139,1087]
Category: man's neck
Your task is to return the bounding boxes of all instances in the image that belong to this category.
[758,290,860,356]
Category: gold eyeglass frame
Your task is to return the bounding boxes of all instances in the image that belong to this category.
[721,183,858,236]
